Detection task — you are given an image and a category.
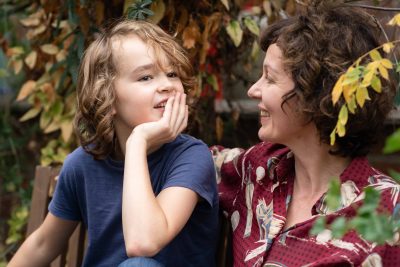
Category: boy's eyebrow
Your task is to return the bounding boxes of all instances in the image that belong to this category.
[133,63,155,73]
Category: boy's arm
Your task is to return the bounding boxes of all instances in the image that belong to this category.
[122,93,199,257]
[8,213,78,267]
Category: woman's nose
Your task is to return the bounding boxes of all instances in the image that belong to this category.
[247,80,261,99]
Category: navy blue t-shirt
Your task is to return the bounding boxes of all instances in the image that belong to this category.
[49,134,219,267]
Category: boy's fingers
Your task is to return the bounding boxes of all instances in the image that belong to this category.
[176,104,188,135]
[169,92,180,126]
[162,96,174,123]
[175,94,187,132]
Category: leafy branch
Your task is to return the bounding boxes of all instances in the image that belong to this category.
[330,40,399,146]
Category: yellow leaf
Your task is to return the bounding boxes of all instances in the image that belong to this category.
[356,87,370,108]
[61,121,73,142]
[40,111,52,130]
[337,121,346,137]
[216,116,224,142]
[330,127,336,146]
[12,59,23,74]
[56,50,67,62]
[388,13,400,26]
[380,58,393,69]
[338,105,348,125]
[383,42,394,53]
[40,44,59,55]
[6,46,24,57]
[24,51,37,69]
[182,19,201,49]
[343,84,357,104]
[370,75,382,93]
[16,80,37,101]
[148,0,166,24]
[332,75,344,104]
[44,119,61,134]
[362,68,375,87]
[378,65,389,80]
[19,17,40,27]
[347,95,357,114]
[369,49,382,61]
[263,0,272,16]
[27,25,46,39]
[251,41,260,60]
[226,20,243,47]
[19,107,41,122]
[220,0,229,10]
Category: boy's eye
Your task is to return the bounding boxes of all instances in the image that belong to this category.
[138,75,152,81]
[167,72,178,78]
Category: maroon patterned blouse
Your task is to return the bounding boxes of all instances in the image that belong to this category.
[212,142,400,267]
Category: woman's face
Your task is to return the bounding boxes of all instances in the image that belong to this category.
[248,43,308,145]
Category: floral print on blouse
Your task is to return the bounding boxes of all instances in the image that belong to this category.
[212,142,400,267]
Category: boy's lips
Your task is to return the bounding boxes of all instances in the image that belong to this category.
[154,98,168,108]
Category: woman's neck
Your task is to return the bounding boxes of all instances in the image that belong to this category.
[286,127,351,199]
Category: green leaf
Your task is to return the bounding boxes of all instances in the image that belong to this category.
[244,17,260,36]
[358,187,380,215]
[0,68,9,78]
[383,128,400,154]
[207,74,219,91]
[326,178,341,211]
[310,217,326,236]
[331,217,347,239]
[226,20,243,47]
[387,169,400,183]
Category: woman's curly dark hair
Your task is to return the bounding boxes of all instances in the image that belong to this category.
[74,20,195,159]
[260,1,396,158]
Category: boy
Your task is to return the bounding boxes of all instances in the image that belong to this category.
[8,20,219,267]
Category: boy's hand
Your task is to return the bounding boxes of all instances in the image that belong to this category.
[128,92,188,153]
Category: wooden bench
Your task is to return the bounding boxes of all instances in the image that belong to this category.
[26,165,231,267]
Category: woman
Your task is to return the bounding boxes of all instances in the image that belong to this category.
[213,1,400,266]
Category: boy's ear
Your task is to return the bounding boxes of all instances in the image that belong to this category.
[111,105,117,115]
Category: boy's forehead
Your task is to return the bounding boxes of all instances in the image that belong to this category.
[111,34,174,69]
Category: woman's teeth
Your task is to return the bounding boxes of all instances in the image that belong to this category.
[260,110,270,117]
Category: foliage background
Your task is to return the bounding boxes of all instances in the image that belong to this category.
[0,0,399,264]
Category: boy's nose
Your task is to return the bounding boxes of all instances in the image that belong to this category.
[157,77,175,93]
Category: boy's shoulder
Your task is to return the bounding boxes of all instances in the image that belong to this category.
[168,134,209,150]
[62,146,100,171]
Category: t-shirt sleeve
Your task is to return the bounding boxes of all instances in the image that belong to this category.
[48,154,81,222]
[162,141,217,208]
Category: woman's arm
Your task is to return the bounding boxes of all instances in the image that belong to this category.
[8,213,78,267]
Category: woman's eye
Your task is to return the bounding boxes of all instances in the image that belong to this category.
[138,75,152,81]
[265,74,275,84]
[167,72,178,78]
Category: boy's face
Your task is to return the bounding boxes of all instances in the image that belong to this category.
[112,35,184,137]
